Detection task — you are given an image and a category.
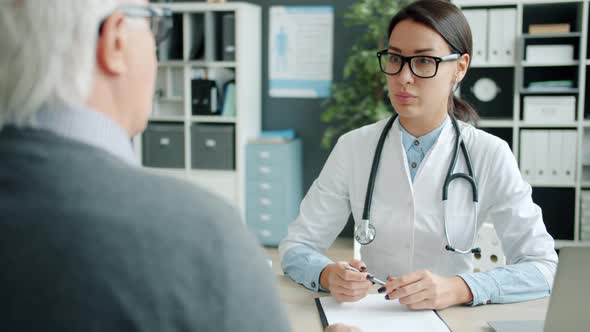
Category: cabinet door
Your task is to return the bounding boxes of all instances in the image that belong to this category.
[488,8,516,65]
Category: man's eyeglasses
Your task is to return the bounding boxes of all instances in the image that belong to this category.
[99,6,173,44]
[377,50,460,78]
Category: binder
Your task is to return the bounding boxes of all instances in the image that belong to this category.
[488,8,516,65]
[221,81,236,116]
[191,79,220,115]
[533,130,549,184]
[222,13,236,61]
[561,130,577,184]
[548,130,562,184]
[463,9,488,65]
[520,130,535,183]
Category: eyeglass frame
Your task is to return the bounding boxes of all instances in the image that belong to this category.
[98,6,173,45]
[376,50,461,78]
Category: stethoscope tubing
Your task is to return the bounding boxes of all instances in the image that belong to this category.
[356,114,480,254]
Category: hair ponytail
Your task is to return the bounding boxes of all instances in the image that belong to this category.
[449,94,479,125]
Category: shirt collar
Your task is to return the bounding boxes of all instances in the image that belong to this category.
[32,103,139,166]
[399,115,449,154]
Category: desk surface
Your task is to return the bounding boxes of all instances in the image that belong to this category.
[265,238,549,332]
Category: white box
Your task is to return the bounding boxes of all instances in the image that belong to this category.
[526,44,574,63]
[523,96,576,123]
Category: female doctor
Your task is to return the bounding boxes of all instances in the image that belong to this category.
[279,0,558,310]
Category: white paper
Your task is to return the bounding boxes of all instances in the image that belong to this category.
[268,6,334,98]
[319,294,450,332]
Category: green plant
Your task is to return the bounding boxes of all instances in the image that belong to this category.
[320,0,413,149]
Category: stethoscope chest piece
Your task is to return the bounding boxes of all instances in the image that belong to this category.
[354,219,376,245]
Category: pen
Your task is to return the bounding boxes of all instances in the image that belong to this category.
[343,264,386,286]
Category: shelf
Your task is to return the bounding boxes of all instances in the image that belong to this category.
[158,61,186,67]
[157,97,183,103]
[520,88,579,94]
[158,60,238,68]
[183,61,239,68]
[479,119,514,128]
[521,32,581,39]
[191,116,236,123]
[143,167,188,179]
[554,240,590,248]
[583,121,590,127]
[149,116,185,122]
[470,63,515,68]
[529,183,576,188]
[522,61,579,67]
[455,0,517,6]
[519,122,578,128]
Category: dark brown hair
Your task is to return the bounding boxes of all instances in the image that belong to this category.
[387,0,479,124]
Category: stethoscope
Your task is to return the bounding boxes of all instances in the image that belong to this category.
[354,114,481,255]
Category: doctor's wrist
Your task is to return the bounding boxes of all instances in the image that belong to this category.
[320,263,336,291]
[451,276,474,305]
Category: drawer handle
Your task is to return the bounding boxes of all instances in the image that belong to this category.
[259,166,271,174]
[260,198,271,206]
[160,137,170,146]
[259,151,271,159]
[259,183,272,190]
[260,229,272,238]
[260,214,271,222]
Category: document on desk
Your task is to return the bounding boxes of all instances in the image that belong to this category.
[316,294,450,332]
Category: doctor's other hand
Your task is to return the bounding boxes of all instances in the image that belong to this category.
[325,323,363,332]
[319,260,372,302]
[379,270,473,310]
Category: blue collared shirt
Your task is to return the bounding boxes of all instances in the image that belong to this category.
[281,116,549,306]
[31,103,139,166]
[399,117,447,182]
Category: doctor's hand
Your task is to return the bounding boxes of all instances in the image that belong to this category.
[319,260,373,302]
[379,270,473,310]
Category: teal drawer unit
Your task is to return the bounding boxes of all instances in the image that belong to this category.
[246,139,302,246]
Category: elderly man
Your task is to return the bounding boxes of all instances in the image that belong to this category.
[0,1,290,331]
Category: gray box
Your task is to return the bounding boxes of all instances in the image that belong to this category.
[142,123,185,169]
[191,123,235,170]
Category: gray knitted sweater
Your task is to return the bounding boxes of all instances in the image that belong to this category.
[0,127,290,332]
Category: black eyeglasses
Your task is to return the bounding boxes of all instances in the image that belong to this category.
[377,50,460,78]
[98,6,173,44]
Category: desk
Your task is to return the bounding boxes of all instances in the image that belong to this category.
[265,238,549,332]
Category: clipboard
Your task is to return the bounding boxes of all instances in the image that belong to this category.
[315,294,451,332]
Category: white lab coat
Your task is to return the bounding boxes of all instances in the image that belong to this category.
[279,116,557,284]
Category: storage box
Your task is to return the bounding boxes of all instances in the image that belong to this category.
[523,96,575,123]
[525,44,574,63]
[191,123,235,170]
[528,23,570,34]
[142,123,185,168]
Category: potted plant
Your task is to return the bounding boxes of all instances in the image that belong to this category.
[321,0,413,149]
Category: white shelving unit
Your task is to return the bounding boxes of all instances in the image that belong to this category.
[454,0,590,247]
[134,2,261,219]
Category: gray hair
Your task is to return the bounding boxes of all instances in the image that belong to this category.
[0,0,121,129]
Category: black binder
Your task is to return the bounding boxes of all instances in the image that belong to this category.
[191,79,220,115]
